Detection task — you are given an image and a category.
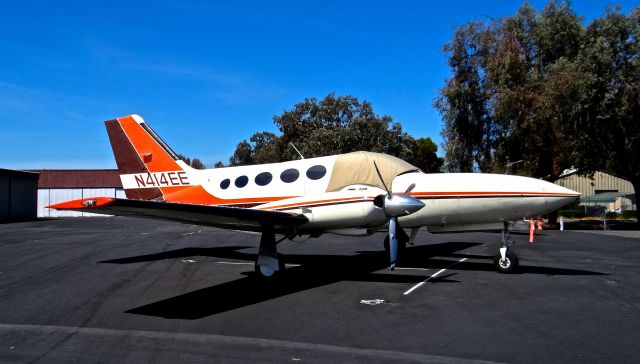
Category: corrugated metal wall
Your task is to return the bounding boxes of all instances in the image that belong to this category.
[555,172,634,196]
[38,188,126,217]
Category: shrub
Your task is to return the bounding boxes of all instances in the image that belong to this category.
[605,211,620,219]
[559,210,586,218]
[622,210,637,219]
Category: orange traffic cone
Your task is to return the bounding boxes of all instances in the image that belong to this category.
[529,219,535,243]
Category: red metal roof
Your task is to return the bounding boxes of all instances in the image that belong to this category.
[31,170,122,188]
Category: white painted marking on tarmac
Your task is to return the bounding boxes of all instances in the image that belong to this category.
[403,258,468,296]
[216,261,253,265]
[394,267,430,271]
[215,261,301,267]
[360,299,387,305]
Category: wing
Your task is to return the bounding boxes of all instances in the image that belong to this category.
[47,197,307,233]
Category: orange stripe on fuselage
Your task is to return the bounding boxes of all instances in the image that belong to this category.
[258,196,370,211]
[161,185,295,206]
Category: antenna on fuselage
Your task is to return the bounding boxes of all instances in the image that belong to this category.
[290,143,305,159]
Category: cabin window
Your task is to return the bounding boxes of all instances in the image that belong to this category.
[280,168,299,183]
[235,175,249,188]
[255,172,273,186]
[306,165,327,180]
[220,178,230,189]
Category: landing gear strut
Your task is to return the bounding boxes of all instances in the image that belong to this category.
[493,221,519,273]
[255,225,285,278]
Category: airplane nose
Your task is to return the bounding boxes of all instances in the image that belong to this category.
[546,181,581,199]
[536,179,581,213]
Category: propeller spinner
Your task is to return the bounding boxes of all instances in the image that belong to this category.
[373,162,425,270]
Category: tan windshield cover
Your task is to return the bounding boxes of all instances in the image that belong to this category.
[326,151,418,192]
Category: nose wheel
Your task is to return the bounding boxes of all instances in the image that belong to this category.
[493,249,518,273]
[494,221,519,273]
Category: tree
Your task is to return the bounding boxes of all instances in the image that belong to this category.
[435,22,495,172]
[250,132,281,164]
[574,7,640,198]
[190,158,205,170]
[228,93,418,165]
[437,1,640,222]
[176,153,206,169]
[274,93,415,161]
[437,1,599,182]
[408,137,443,173]
[228,140,253,166]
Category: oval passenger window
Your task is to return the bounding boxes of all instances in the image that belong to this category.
[220,179,230,189]
[235,175,249,188]
[306,165,327,180]
[255,172,273,186]
[280,168,300,183]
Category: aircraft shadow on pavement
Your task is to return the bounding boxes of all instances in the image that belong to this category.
[102,242,606,319]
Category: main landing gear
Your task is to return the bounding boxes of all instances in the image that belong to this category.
[493,221,519,273]
[254,225,285,278]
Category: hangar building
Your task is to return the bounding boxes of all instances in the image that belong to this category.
[555,170,636,211]
[0,168,39,222]
[34,169,125,217]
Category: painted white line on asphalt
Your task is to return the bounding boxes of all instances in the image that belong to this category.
[216,261,301,267]
[403,258,468,296]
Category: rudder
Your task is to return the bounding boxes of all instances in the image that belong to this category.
[105,115,194,201]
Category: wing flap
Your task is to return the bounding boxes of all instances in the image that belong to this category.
[48,198,307,233]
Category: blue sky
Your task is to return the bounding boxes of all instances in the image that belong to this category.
[1,0,637,169]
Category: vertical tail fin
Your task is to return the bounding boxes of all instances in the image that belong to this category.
[105,115,194,201]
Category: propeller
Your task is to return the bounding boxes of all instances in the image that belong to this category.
[373,162,425,270]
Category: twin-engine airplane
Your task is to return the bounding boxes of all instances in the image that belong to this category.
[49,115,580,277]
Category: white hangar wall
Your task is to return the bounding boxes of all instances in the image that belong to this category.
[38,188,126,217]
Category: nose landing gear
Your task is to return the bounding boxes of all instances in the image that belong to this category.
[494,222,519,273]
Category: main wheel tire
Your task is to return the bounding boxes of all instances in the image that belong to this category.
[493,250,519,274]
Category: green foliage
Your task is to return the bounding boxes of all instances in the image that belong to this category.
[228,141,253,166]
[436,1,640,193]
[559,209,586,218]
[409,137,443,173]
[622,210,637,219]
[228,93,439,167]
[176,153,206,169]
[605,211,620,219]
[190,158,205,170]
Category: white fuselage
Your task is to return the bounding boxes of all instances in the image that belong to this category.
[132,155,579,235]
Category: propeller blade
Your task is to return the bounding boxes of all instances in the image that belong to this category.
[389,216,398,270]
[373,161,391,196]
[404,183,416,194]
